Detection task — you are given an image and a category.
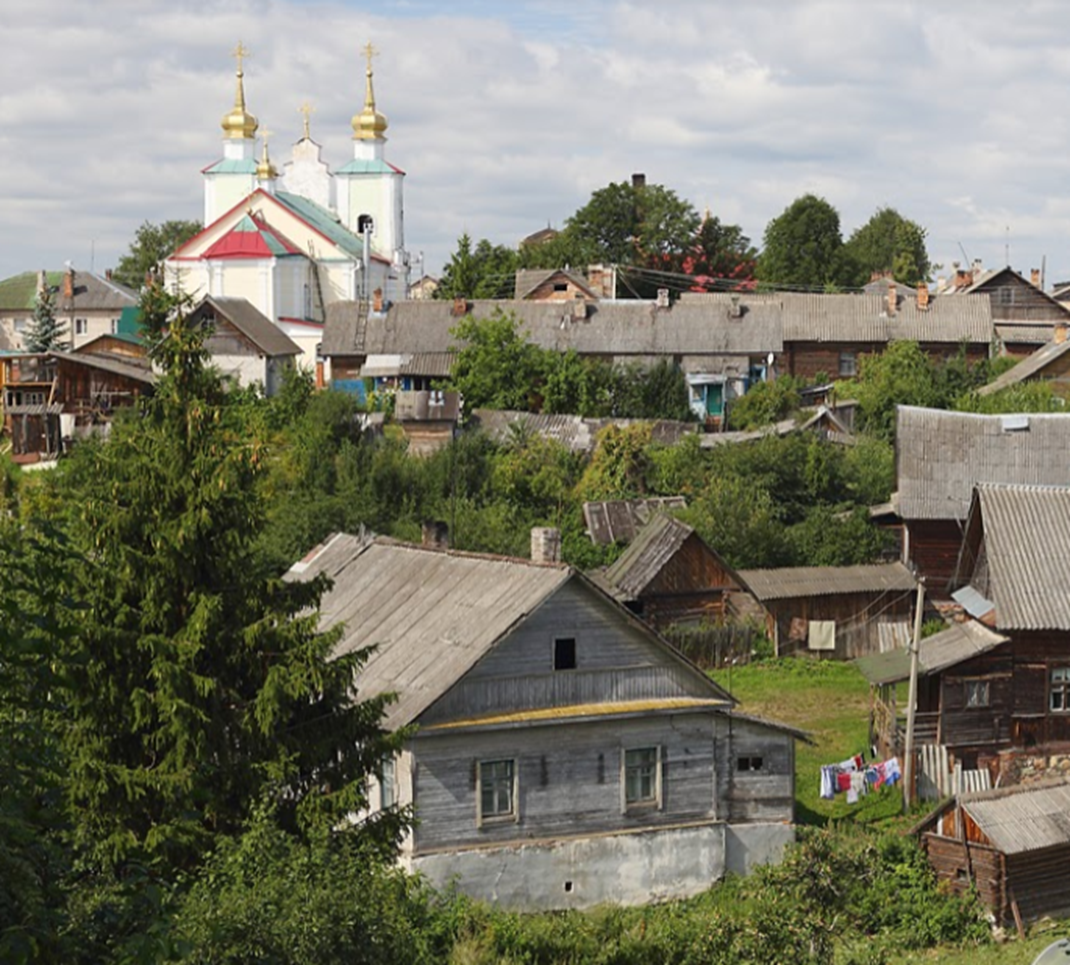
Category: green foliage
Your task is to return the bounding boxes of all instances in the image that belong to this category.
[954,380,1067,414]
[843,207,931,286]
[541,349,615,417]
[112,219,202,290]
[725,376,803,430]
[448,308,546,411]
[435,233,519,300]
[787,505,892,566]
[24,282,67,352]
[575,423,654,501]
[611,359,693,421]
[757,194,849,289]
[57,284,405,875]
[841,435,896,506]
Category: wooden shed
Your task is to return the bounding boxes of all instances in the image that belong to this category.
[736,562,917,660]
[919,777,1070,925]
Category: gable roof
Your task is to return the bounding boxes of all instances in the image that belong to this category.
[977,337,1070,395]
[956,484,1070,631]
[191,296,301,357]
[287,533,733,730]
[896,406,1070,521]
[514,268,598,300]
[601,514,743,600]
[737,562,916,602]
[201,212,302,259]
[855,619,1008,685]
[0,270,138,312]
[958,777,1070,855]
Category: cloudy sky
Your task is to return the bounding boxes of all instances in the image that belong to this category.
[4,0,1070,288]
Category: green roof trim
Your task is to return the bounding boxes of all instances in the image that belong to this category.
[275,191,363,259]
[234,214,259,232]
[337,158,397,175]
[205,158,259,175]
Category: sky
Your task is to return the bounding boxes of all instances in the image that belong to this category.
[3,0,1070,288]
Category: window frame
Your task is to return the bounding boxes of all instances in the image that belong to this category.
[838,352,857,377]
[74,317,88,336]
[553,636,577,671]
[379,754,396,810]
[476,758,518,827]
[621,746,662,813]
[963,679,990,710]
[1050,667,1070,714]
[736,755,764,773]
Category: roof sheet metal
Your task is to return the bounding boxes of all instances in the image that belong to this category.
[978,338,1070,395]
[736,562,916,602]
[960,778,1070,854]
[583,497,689,546]
[972,484,1070,631]
[855,619,1008,685]
[602,514,693,599]
[275,191,364,259]
[896,407,1070,521]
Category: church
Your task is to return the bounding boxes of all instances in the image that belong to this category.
[165,43,409,366]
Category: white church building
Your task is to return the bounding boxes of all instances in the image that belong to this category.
[165,43,409,368]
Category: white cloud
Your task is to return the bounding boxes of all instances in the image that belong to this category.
[2,0,1070,288]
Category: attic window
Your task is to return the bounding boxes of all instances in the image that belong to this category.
[737,756,764,772]
[553,637,577,671]
[553,282,568,292]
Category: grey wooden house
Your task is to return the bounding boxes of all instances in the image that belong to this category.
[289,531,805,911]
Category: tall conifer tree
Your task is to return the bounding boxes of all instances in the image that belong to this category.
[24,281,66,352]
[59,283,404,874]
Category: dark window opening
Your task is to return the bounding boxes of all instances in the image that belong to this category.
[553,282,568,292]
[737,756,764,772]
[554,637,577,670]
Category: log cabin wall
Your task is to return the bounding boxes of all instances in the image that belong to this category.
[983,274,1070,324]
[938,648,1014,751]
[766,590,913,660]
[639,534,739,627]
[904,519,965,591]
[1004,847,1070,922]
[922,834,1005,920]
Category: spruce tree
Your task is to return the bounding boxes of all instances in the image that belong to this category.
[23,282,66,352]
[58,282,404,875]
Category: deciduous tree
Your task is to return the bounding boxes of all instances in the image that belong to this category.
[757,194,848,290]
[111,219,202,290]
[843,207,931,287]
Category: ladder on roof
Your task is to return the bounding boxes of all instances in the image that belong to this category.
[307,243,327,324]
[352,299,368,353]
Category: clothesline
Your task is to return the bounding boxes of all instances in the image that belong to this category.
[820,753,901,804]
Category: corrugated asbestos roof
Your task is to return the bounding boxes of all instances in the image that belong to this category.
[56,352,155,384]
[286,532,735,730]
[959,778,1070,854]
[978,338,1070,395]
[736,562,916,601]
[601,514,693,598]
[194,295,302,357]
[0,270,138,311]
[997,323,1058,345]
[471,409,695,454]
[969,484,1070,631]
[896,407,1070,520]
[583,497,689,545]
[855,619,1008,685]
[323,295,783,358]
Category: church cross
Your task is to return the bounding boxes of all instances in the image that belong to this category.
[232,41,251,75]
[363,41,378,74]
[299,100,315,139]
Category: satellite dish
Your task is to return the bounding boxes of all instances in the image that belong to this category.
[1032,939,1070,965]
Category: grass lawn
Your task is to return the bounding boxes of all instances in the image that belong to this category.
[711,657,908,826]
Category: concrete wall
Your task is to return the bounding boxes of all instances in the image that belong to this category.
[410,822,726,911]
[724,822,794,877]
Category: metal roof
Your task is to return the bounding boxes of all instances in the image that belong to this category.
[896,406,1070,520]
[193,295,301,357]
[736,561,916,602]
[959,777,1070,855]
[583,497,689,546]
[274,191,364,259]
[978,338,1070,395]
[855,619,1008,685]
[966,484,1070,631]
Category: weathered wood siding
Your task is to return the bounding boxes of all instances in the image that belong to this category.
[638,533,739,628]
[922,834,1004,919]
[784,343,986,381]
[411,713,717,853]
[715,717,795,823]
[938,648,1013,750]
[905,519,964,590]
[766,591,913,660]
[983,275,1068,324]
[1005,846,1070,922]
[420,581,715,725]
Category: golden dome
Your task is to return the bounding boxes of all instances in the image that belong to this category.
[256,132,277,180]
[222,42,259,140]
[352,41,388,140]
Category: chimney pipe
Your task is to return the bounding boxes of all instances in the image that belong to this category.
[531,527,562,564]
[421,520,450,550]
[63,266,74,301]
[916,283,929,311]
[571,291,586,321]
[1031,268,1041,288]
[372,287,383,312]
[451,296,468,317]
[729,293,742,318]
[656,288,669,309]
[1055,321,1068,345]
[886,282,897,316]
[632,172,646,189]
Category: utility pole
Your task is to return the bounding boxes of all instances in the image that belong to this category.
[903,578,926,812]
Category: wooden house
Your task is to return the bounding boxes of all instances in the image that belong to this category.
[514,268,600,302]
[393,389,461,455]
[187,295,301,396]
[917,778,1070,925]
[955,266,1070,357]
[287,531,806,911]
[863,485,1070,787]
[736,562,917,659]
[895,407,1070,589]
[1,350,154,462]
[591,514,753,630]
[977,326,1070,399]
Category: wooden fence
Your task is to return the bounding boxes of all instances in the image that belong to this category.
[662,623,764,669]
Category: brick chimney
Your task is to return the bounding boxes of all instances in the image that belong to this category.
[886,282,897,316]
[451,296,468,317]
[63,266,75,301]
[571,291,587,321]
[1031,268,1041,288]
[531,527,562,564]
[372,287,383,312]
[632,172,646,189]
[1055,321,1068,345]
[916,283,930,311]
[421,520,450,549]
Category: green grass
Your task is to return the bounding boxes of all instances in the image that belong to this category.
[712,658,908,826]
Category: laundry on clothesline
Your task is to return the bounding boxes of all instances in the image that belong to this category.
[819,754,900,801]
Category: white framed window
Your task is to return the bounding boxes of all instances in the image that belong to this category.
[477,759,517,826]
[838,352,857,377]
[380,755,396,810]
[74,318,88,336]
[622,746,662,811]
[1050,668,1070,713]
[110,318,119,334]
